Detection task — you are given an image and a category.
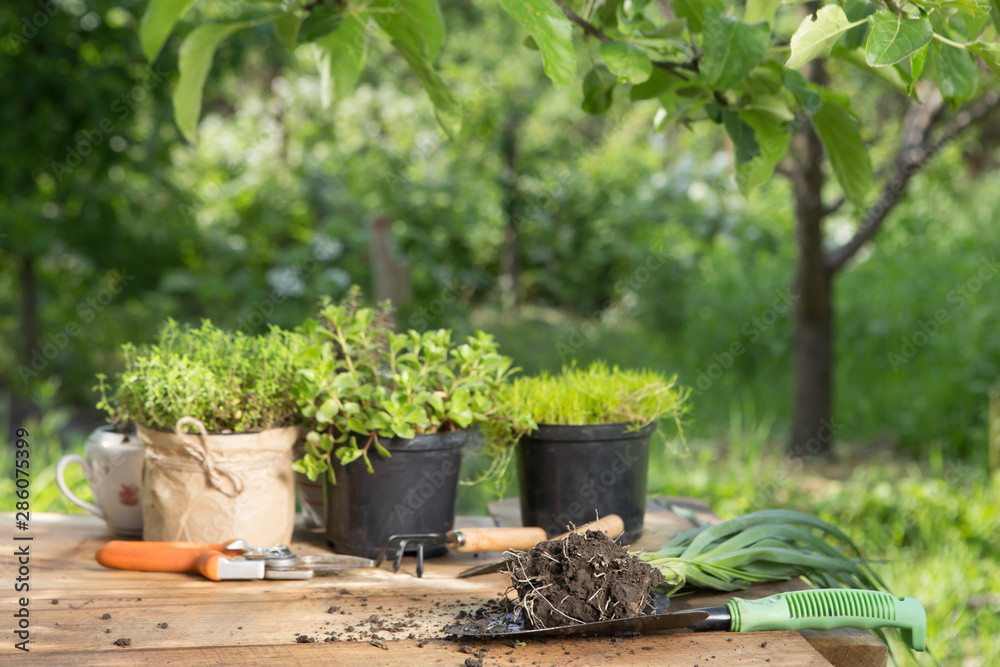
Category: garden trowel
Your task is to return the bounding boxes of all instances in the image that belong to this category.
[452,588,927,651]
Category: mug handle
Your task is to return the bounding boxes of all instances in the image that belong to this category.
[55,454,105,519]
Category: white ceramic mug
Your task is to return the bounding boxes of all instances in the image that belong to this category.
[55,426,144,536]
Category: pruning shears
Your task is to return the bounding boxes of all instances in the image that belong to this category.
[96,538,375,580]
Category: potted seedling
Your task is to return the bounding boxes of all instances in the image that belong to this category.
[95,320,304,546]
[496,362,689,544]
[293,289,534,558]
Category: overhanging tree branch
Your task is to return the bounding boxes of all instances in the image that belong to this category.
[551,0,698,78]
[825,88,1000,273]
[552,0,609,41]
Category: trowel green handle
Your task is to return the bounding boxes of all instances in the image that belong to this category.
[726,589,927,651]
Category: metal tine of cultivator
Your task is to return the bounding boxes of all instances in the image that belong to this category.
[375,533,443,578]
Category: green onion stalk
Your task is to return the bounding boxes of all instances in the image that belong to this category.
[637,510,889,597]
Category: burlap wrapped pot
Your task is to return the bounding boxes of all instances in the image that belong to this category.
[138,417,300,546]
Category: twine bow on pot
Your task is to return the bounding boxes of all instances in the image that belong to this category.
[175,417,244,498]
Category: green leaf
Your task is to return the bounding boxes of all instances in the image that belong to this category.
[373,0,445,58]
[581,65,616,114]
[597,0,624,30]
[782,68,822,114]
[335,446,363,465]
[701,9,770,90]
[743,94,794,121]
[786,5,855,70]
[864,12,933,66]
[450,408,474,428]
[173,21,250,143]
[314,15,369,108]
[272,14,303,47]
[299,4,343,43]
[674,0,722,33]
[744,0,780,27]
[642,19,688,39]
[721,109,760,166]
[630,67,682,100]
[928,40,978,105]
[316,398,340,423]
[389,38,460,133]
[832,43,910,96]
[810,94,872,207]
[736,109,791,191]
[140,0,199,62]
[910,44,929,95]
[600,40,653,84]
[969,40,1000,76]
[499,0,577,87]
[989,0,1000,34]
[840,0,876,51]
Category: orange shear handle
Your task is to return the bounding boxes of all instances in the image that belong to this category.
[95,540,241,581]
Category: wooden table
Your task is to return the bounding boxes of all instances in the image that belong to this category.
[1,501,886,666]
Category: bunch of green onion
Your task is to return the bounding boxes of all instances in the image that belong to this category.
[638,510,888,596]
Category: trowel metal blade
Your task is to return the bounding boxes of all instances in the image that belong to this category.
[455,609,711,638]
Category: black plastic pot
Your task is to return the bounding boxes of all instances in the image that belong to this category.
[517,422,654,545]
[325,430,469,558]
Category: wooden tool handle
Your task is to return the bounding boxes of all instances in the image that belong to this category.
[451,527,548,553]
[95,541,236,581]
[451,515,625,553]
[554,514,625,541]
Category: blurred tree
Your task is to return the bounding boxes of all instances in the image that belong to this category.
[0,0,185,400]
[499,0,1000,456]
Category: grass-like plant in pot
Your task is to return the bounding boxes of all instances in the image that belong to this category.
[95,319,305,546]
[293,289,534,558]
[497,362,689,544]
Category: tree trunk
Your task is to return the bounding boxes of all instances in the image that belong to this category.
[20,254,38,373]
[789,55,835,458]
[500,115,520,312]
[790,153,835,458]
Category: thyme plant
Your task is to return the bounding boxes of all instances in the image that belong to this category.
[96,319,304,432]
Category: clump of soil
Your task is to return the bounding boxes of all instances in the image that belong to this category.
[506,530,663,629]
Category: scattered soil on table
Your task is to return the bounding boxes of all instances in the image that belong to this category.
[101,613,111,620]
[507,530,664,629]
[446,597,519,635]
[157,622,169,629]
[113,638,131,647]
